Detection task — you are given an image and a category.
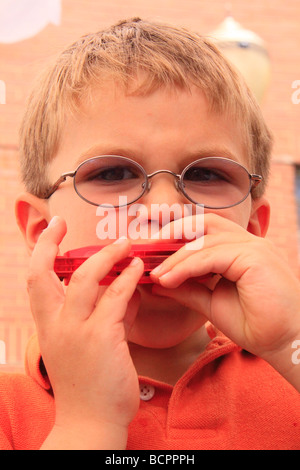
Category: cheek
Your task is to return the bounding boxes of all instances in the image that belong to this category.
[49,197,137,252]
[49,195,105,251]
[61,212,103,252]
[207,199,252,229]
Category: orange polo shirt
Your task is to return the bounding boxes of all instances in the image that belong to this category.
[0,325,299,450]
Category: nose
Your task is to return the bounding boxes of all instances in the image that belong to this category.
[142,170,184,207]
[135,171,190,238]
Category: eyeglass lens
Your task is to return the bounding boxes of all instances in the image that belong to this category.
[74,156,252,208]
[75,156,146,206]
[181,157,251,208]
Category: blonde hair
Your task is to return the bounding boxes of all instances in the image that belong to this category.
[19,17,272,198]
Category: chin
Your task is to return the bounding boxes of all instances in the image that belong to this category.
[128,285,205,349]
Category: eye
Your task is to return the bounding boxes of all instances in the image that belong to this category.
[86,165,140,182]
[184,166,229,183]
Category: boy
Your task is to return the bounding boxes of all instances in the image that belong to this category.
[1,17,300,450]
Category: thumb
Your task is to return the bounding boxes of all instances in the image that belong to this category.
[27,216,67,323]
[123,290,141,339]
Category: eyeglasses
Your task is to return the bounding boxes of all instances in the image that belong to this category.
[44,155,262,209]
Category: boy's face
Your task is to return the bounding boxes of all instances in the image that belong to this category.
[41,82,265,348]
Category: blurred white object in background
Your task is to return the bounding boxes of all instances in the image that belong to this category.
[0,0,61,44]
[209,14,271,103]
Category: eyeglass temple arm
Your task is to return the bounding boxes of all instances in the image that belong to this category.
[44,171,76,199]
[250,174,262,188]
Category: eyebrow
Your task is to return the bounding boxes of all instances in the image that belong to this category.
[75,144,242,169]
[76,145,140,166]
[180,147,241,166]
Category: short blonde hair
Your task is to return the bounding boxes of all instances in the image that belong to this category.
[19,17,272,198]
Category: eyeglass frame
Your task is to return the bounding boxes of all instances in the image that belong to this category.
[44,155,263,210]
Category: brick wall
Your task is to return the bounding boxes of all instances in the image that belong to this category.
[0,0,299,370]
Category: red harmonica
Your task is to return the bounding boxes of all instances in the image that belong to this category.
[54,243,185,285]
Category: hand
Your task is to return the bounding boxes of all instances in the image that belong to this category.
[27,216,144,449]
[151,214,300,384]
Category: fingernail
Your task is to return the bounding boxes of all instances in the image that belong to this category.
[113,236,128,244]
[151,264,163,276]
[158,271,172,282]
[48,216,59,228]
[129,257,141,267]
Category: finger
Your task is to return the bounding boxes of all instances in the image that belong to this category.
[123,289,141,339]
[151,229,252,281]
[155,242,249,288]
[150,212,205,242]
[95,257,144,326]
[150,213,250,280]
[27,216,67,323]
[63,238,135,320]
[151,212,246,242]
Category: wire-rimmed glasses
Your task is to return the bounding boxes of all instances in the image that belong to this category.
[44,155,262,209]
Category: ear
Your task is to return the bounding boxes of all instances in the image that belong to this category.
[247,196,270,238]
[15,192,51,254]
